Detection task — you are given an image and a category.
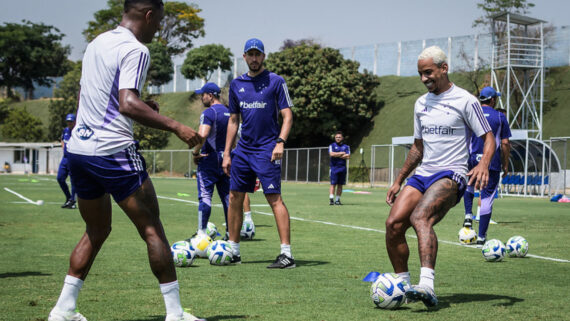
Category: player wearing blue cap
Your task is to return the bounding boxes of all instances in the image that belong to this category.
[385,46,495,308]
[57,113,77,209]
[463,86,511,245]
[223,38,295,269]
[191,82,230,238]
[48,1,205,320]
[329,131,350,205]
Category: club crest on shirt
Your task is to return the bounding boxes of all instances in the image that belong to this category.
[76,125,94,140]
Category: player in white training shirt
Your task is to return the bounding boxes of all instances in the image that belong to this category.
[48,1,205,321]
[384,46,496,308]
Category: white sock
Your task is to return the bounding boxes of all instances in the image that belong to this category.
[476,206,481,219]
[329,194,334,200]
[396,271,411,285]
[54,275,83,313]
[160,280,183,317]
[465,213,472,220]
[244,211,252,221]
[335,195,340,202]
[228,241,240,256]
[418,267,435,291]
[280,244,292,258]
[198,228,206,235]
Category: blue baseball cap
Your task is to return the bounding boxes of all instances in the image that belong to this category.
[65,113,76,122]
[244,38,264,53]
[195,82,221,94]
[479,86,501,101]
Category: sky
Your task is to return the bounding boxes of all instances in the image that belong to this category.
[1,0,569,63]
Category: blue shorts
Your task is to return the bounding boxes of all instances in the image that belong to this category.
[230,147,281,194]
[330,168,347,185]
[68,144,149,203]
[406,170,467,204]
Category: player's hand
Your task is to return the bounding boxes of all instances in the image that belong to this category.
[193,153,208,165]
[175,125,203,148]
[145,100,160,113]
[467,164,489,190]
[386,183,401,207]
[222,152,231,176]
[271,142,284,162]
[502,166,509,178]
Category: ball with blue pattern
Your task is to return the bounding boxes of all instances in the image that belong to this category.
[370,273,410,309]
[207,240,234,265]
[482,239,506,262]
[506,236,529,257]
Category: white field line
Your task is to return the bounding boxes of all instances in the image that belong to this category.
[159,195,570,263]
[4,187,41,205]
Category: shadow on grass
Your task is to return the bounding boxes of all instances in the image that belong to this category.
[411,293,524,312]
[242,259,329,267]
[133,315,247,321]
[0,271,51,278]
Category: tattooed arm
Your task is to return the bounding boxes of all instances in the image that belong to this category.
[386,139,424,206]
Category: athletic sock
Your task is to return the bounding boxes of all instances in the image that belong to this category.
[335,195,340,202]
[228,241,240,256]
[244,211,252,221]
[280,244,292,258]
[397,271,411,285]
[160,280,183,317]
[418,267,435,291]
[464,213,473,220]
[54,275,83,312]
[479,213,491,239]
[475,206,481,220]
[329,194,334,200]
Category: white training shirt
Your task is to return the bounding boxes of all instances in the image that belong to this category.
[413,84,491,180]
[67,26,149,156]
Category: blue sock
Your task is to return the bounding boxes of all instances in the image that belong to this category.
[479,213,491,238]
[198,201,211,230]
[463,190,474,215]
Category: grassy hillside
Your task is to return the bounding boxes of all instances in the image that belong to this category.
[0,98,52,141]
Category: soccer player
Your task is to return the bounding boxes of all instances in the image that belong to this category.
[48,1,205,321]
[463,86,511,245]
[222,38,295,269]
[57,113,77,209]
[192,82,230,239]
[328,131,350,205]
[385,46,495,308]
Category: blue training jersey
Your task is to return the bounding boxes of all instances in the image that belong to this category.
[468,105,511,171]
[199,104,229,169]
[61,127,72,157]
[229,70,293,153]
[329,142,350,170]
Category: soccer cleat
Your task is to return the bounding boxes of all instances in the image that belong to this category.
[329,199,334,205]
[165,311,206,321]
[405,285,438,308]
[334,200,342,205]
[68,200,77,209]
[48,307,87,321]
[61,199,72,208]
[222,232,229,241]
[267,254,296,269]
[476,237,486,247]
[463,217,473,228]
[230,254,241,264]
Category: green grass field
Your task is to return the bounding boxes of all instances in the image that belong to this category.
[1,175,569,321]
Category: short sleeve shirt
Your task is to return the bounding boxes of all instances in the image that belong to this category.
[468,105,512,171]
[329,142,350,170]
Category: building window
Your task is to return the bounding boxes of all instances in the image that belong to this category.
[13,149,30,164]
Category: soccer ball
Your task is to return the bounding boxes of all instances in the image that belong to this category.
[206,222,218,240]
[207,240,234,265]
[482,239,506,262]
[190,234,213,258]
[506,236,529,258]
[240,220,255,240]
[458,227,477,244]
[370,273,410,309]
[171,241,195,267]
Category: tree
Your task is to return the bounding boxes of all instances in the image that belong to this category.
[280,38,319,50]
[133,123,170,150]
[47,61,82,141]
[146,41,173,87]
[83,0,205,55]
[0,21,70,99]
[181,44,233,82]
[2,108,44,141]
[473,0,534,29]
[265,44,381,147]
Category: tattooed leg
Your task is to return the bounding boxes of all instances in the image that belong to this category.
[410,178,458,269]
[385,186,423,273]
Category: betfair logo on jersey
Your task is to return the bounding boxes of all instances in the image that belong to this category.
[421,125,456,135]
[76,125,94,140]
[240,101,267,109]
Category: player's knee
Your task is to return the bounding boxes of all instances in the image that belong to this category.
[86,225,112,244]
[385,217,406,236]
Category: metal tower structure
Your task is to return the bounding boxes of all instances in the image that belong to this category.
[490,12,546,139]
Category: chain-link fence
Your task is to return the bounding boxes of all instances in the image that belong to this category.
[547,137,570,196]
[281,147,339,183]
[370,144,413,188]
